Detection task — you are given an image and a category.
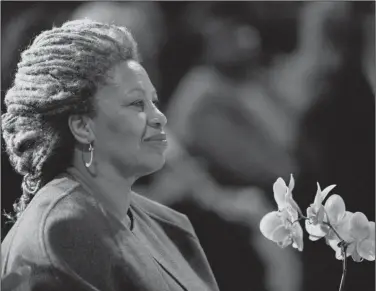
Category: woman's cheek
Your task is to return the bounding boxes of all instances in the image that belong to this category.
[104,110,123,133]
[138,112,147,122]
[137,112,148,139]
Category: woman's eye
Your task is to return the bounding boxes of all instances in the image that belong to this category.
[130,100,145,110]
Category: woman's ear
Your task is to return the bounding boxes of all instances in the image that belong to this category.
[68,115,95,144]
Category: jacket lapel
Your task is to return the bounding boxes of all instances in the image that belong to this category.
[131,216,191,291]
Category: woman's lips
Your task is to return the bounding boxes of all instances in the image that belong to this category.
[144,133,167,142]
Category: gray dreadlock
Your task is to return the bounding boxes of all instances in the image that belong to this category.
[2,19,139,221]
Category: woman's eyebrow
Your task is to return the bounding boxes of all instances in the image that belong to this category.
[124,87,158,101]
[124,87,145,96]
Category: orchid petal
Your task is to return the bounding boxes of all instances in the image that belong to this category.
[351,247,363,262]
[273,178,288,209]
[309,235,324,241]
[279,208,291,227]
[346,242,356,258]
[320,184,336,202]
[288,174,295,191]
[334,211,354,242]
[357,238,375,261]
[313,182,323,206]
[356,221,375,261]
[277,235,292,248]
[260,211,284,240]
[335,247,343,260]
[327,217,357,260]
[307,205,327,225]
[291,223,304,251]
[324,194,346,225]
[286,194,302,218]
[317,206,326,224]
[326,228,337,241]
[285,204,299,223]
[305,219,328,239]
[271,225,291,243]
[368,221,375,240]
[349,212,370,241]
[368,221,375,241]
[307,206,316,220]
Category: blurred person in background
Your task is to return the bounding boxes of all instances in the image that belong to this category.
[294,2,375,291]
[360,2,375,94]
[146,2,302,291]
[167,1,299,189]
[144,1,374,291]
[1,19,219,291]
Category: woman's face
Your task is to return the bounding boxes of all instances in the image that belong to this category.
[91,60,167,178]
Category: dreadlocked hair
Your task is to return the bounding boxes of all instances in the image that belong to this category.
[2,19,139,222]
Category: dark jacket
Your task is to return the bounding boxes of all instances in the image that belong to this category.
[1,173,219,291]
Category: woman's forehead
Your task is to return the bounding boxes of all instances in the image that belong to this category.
[116,61,154,92]
[110,60,146,83]
[100,60,155,99]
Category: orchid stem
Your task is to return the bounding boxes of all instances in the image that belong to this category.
[323,221,349,290]
[323,221,345,242]
[291,217,306,224]
[339,245,347,291]
[312,220,348,291]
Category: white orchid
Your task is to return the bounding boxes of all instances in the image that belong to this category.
[305,184,342,241]
[303,182,375,262]
[307,183,336,224]
[325,211,375,262]
[260,175,304,251]
[259,174,374,291]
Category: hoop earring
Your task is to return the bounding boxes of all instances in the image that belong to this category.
[85,143,94,168]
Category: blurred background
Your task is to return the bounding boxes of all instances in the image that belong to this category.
[1,1,375,291]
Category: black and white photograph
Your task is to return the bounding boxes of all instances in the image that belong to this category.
[1,1,375,291]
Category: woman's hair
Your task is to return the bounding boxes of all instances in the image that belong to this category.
[2,19,139,221]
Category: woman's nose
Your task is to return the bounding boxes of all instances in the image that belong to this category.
[148,109,167,128]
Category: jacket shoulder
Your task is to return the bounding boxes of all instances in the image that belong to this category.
[131,192,196,237]
[1,176,81,274]
[2,176,108,273]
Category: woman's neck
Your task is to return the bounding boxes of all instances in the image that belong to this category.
[67,161,135,224]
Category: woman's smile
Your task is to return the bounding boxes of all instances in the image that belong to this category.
[143,133,168,149]
[144,132,167,142]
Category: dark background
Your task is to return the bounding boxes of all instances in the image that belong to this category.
[2,2,375,291]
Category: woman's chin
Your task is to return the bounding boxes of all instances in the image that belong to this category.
[110,153,166,178]
[140,155,166,176]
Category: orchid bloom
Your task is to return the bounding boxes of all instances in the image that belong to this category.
[260,175,304,251]
[305,185,375,262]
[326,211,375,262]
[305,183,336,241]
[306,190,350,251]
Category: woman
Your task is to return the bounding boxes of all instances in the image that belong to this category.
[1,19,219,291]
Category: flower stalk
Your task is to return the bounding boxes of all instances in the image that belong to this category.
[259,176,374,291]
[339,243,347,291]
[323,221,345,243]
